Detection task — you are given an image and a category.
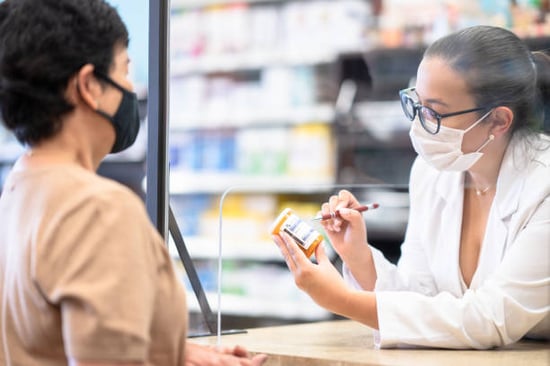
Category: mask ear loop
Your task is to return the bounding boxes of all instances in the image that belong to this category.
[465,108,494,133]
[475,134,495,152]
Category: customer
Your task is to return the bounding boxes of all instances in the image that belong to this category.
[272,25,550,349]
[0,0,267,365]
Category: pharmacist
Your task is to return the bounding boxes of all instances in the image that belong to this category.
[273,25,550,349]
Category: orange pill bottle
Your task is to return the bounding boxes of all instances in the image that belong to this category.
[270,208,323,258]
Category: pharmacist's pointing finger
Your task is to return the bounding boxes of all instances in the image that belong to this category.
[338,189,359,205]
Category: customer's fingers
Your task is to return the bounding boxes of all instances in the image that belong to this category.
[251,354,268,365]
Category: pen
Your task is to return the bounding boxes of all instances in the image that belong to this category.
[312,203,380,221]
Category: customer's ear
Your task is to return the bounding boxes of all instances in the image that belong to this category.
[489,106,514,137]
[72,64,101,110]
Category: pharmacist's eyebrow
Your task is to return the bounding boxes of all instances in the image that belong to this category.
[417,93,450,108]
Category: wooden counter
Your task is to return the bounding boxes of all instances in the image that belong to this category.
[191,320,550,366]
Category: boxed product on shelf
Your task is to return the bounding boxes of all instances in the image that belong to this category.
[171,194,213,237]
[199,193,278,243]
[280,0,372,55]
[287,123,335,180]
[169,131,205,172]
[168,49,337,178]
[169,64,329,130]
[169,75,207,125]
[170,8,203,60]
[248,4,280,53]
[169,121,335,182]
[234,127,288,176]
[201,129,236,172]
[170,0,373,69]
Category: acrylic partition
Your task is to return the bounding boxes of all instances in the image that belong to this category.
[160,0,550,345]
[167,183,409,341]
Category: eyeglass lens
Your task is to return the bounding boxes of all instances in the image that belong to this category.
[400,93,416,120]
[400,92,440,134]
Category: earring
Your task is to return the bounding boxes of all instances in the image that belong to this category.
[477,134,495,152]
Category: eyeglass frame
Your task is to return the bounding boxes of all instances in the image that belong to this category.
[399,87,492,135]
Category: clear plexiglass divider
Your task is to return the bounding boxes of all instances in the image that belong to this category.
[169,183,409,342]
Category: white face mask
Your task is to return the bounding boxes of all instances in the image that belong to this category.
[409,110,494,171]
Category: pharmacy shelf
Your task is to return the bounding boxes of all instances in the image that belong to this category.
[172,0,294,10]
[169,172,335,194]
[169,236,282,261]
[185,290,331,320]
[167,0,369,323]
[170,103,335,130]
[171,49,362,75]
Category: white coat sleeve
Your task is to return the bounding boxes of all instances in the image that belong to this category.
[344,157,439,295]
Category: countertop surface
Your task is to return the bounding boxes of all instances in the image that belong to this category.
[191,319,550,366]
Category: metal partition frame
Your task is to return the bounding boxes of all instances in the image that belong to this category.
[146,0,169,237]
[145,0,235,337]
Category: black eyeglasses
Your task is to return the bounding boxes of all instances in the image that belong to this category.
[399,87,490,134]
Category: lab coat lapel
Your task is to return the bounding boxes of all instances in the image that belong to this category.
[432,170,465,296]
[493,137,524,221]
[470,137,524,289]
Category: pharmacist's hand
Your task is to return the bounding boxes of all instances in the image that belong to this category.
[319,190,369,262]
[184,342,268,366]
[273,231,349,313]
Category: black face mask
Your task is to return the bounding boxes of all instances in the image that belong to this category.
[94,72,141,153]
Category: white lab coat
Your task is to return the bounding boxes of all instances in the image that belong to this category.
[344,133,550,349]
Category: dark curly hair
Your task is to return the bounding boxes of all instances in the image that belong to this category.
[0,0,129,146]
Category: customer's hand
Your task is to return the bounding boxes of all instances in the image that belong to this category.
[185,342,268,366]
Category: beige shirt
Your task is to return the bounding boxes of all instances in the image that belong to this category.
[0,163,188,365]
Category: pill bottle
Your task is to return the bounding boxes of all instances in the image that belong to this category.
[270,208,323,258]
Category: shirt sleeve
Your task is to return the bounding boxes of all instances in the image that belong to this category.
[375,195,550,349]
[33,186,159,362]
[342,246,403,291]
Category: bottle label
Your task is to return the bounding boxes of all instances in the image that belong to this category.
[282,213,319,250]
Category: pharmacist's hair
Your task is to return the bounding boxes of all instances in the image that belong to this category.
[0,0,129,146]
[424,25,549,136]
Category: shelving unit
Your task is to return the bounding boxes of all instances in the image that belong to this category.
[166,1,377,244]
[167,0,377,325]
